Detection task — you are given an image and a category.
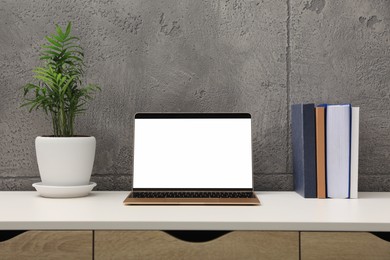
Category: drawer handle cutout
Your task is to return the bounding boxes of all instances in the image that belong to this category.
[163,230,231,243]
[0,230,27,242]
[371,232,390,242]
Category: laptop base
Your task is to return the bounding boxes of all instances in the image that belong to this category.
[123,193,261,205]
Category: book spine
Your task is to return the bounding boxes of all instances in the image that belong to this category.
[315,107,326,199]
[292,104,305,198]
[292,104,317,198]
[350,107,360,198]
[303,104,317,198]
[348,105,352,198]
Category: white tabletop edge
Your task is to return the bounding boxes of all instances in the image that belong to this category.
[1,191,389,231]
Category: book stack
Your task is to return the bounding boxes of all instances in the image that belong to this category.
[291,104,360,199]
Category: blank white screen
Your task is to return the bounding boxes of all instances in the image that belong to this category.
[133,118,252,188]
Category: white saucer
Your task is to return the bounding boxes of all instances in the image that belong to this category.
[32,182,97,198]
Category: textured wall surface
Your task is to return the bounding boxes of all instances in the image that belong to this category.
[0,0,389,191]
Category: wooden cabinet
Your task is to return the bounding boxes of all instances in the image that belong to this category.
[95,231,299,260]
[0,231,92,260]
[301,232,390,260]
[2,230,390,259]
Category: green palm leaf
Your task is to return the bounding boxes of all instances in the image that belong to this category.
[22,22,101,137]
[45,36,62,48]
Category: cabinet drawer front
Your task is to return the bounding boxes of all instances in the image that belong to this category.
[95,231,298,260]
[0,231,92,260]
[301,232,390,260]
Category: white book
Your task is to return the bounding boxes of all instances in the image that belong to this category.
[350,107,360,199]
[326,104,351,199]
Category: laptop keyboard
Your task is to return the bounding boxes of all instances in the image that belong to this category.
[132,191,254,199]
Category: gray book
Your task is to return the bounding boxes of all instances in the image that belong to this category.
[291,104,317,198]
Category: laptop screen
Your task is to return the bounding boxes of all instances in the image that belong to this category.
[132,113,253,189]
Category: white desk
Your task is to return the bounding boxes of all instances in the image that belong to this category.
[1,191,390,231]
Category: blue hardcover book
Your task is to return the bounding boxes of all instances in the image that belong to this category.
[323,104,351,199]
[291,104,317,198]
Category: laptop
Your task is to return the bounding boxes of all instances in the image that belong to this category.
[123,113,260,205]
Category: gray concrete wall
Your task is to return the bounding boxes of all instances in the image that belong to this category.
[0,0,389,191]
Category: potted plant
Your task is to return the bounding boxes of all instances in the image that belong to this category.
[22,22,100,197]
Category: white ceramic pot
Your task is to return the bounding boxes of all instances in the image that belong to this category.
[35,136,96,186]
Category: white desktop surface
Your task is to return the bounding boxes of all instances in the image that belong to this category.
[1,191,389,231]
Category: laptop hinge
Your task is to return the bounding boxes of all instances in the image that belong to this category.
[132,188,254,192]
